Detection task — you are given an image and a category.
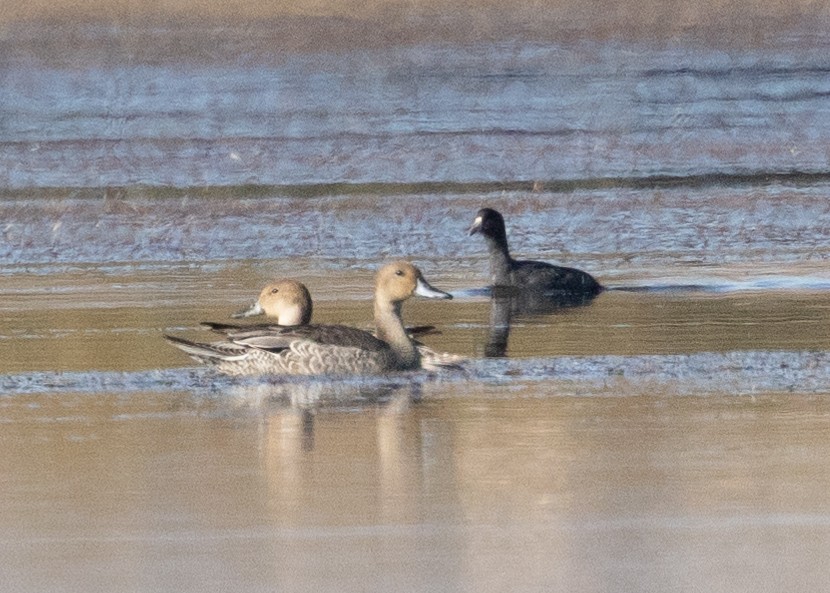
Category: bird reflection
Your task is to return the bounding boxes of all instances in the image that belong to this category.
[484,287,600,358]
[485,293,512,358]
[218,378,420,451]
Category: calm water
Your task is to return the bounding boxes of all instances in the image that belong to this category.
[3,27,830,188]
[3,21,830,592]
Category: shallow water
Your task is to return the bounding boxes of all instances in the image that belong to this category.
[3,26,830,188]
[3,20,830,593]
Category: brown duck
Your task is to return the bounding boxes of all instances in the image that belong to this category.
[164,262,455,376]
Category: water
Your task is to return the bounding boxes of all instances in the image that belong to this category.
[3,18,830,592]
[3,27,830,188]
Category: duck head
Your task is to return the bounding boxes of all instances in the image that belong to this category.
[376,261,453,304]
[232,279,313,326]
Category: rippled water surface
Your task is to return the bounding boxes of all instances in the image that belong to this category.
[3,20,830,592]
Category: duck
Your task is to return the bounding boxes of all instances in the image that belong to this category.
[200,276,464,372]
[468,207,603,297]
[164,261,456,376]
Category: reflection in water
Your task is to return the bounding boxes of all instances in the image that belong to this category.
[220,378,419,410]
[4,383,830,592]
[219,378,422,453]
[249,379,461,551]
[485,295,512,358]
[484,288,600,357]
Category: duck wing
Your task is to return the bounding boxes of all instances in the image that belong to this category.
[405,325,439,337]
[201,321,288,334]
[204,320,439,345]
[228,324,390,353]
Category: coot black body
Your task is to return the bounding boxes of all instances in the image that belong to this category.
[468,208,603,298]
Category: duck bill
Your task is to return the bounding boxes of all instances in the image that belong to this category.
[468,216,482,236]
[415,277,453,300]
[231,301,265,318]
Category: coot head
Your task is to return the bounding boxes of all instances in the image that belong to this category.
[468,208,507,241]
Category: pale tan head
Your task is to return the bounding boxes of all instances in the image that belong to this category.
[232,279,313,326]
[375,261,452,304]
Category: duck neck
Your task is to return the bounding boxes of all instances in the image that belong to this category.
[485,233,513,286]
[374,299,418,368]
[280,303,310,326]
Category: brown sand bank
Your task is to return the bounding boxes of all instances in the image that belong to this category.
[2,0,829,52]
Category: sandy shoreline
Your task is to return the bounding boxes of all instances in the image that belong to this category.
[2,0,829,52]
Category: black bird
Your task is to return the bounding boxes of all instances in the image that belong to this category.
[468,207,603,298]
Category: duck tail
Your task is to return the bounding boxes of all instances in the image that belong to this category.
[416,346,467,373]
[200,321,241,333]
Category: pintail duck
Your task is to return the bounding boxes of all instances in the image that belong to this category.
[469,207,603,297]
[201,277,463,372]
[164,261,456,376]
[230,279,313,325]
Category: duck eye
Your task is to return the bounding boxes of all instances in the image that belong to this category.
[395,269,404,276]
[270,288,279,294]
